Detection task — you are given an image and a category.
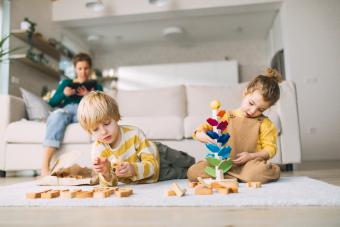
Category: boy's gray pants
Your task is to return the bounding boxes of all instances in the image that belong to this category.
[155,142,196,181]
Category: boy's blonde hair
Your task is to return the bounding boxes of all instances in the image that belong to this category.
[78,91,121,132]
[245,68,283,106]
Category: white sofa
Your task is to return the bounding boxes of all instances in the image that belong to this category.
[0,81,301,176]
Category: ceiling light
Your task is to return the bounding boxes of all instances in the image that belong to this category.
[85,0,105,12]
[149,0,169,7]
[87,34,102,42]
[162,26,184,39]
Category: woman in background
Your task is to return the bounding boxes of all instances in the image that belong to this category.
[41,53,103,176]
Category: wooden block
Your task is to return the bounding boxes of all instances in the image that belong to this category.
[217,181,239,193]
[194,185,213,195]
[172,182,186,197]
[218,188,232,195]
[165,189,177,196]
[197,177,211,188]
[75,190,94,198]
[107,187,116,196]
[246,182,262,188]
[60,189,81,199]
[26,190,50,199]
[188,181,198,188]
[211,181,224,189]
[93,188,113,198]
[252,182,262,188]
[41,190,60,199]
[116,188,133,197]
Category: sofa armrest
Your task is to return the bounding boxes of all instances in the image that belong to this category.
[0,95,26,170]
[276,81,302,164]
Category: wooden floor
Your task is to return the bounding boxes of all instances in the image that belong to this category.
[0,160,339,227]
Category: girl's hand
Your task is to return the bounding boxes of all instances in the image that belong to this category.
[115,162,135,178]
[233,152,254,165]
[63,87,76,96]
[195,131,217,144]
[76,86,90,96]
[93,157,111,179]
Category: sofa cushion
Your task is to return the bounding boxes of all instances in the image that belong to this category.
[20,87,51,121]
[184,116,206,138]
[117,85,186,117]
[186,83,247,116]
[5,120,91,144]
[120,116,184,140]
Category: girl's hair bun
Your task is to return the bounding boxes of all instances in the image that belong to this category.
[265,68,283,83]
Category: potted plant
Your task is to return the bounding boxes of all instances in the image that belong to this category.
[0,34,19,62]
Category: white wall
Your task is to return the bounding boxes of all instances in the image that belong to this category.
[281,0,340,160]
[266,10,283,62]
[94,39,268,82]
[9,0,88,97]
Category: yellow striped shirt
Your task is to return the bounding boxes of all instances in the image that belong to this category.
[92,125,160,186]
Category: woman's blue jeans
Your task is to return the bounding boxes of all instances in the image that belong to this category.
[43,103,79,148]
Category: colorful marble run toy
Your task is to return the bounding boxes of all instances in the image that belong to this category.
[204,100,233,180]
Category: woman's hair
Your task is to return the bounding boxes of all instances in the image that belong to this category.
[245,68,283,105]
[78,91,121,132]
[73,52,92,68]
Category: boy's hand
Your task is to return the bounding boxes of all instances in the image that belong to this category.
[115,162,135,178]
[195,131,217,144]
[233,152,254,165]
[93,157,111,179]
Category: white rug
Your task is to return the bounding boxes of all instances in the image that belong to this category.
[0,177,340,207]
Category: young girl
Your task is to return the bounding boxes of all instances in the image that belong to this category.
[188,68,282,183]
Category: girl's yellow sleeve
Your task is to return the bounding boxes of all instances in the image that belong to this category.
[259,118,278,158]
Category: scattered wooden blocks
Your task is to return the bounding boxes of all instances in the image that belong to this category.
[217,181,239,193]
[194,184,213,195]
[93,187,116,198]
[172,183,186,197]
[26,190,51,199]
[246,181,262,188]
[60,189,80,199]
[188,181,198,188]
[165,189,177,196]
[218,187,232,195]
[26,187,123,199]
[165,182,187,197]
[197,177,212,188]
[115,188,133,197]
[75,190,94,198]
[41,190,60,199]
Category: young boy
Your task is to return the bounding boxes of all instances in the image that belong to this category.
[77,91,195,186]
[188,68,282,183]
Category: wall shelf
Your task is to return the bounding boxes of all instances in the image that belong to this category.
[11,29,61,61]
[10,54,60,79]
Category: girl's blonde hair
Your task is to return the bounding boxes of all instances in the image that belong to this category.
[245,68,283,105]
[78,91,121,132]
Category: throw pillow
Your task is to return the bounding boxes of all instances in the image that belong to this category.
[20,87,52,121]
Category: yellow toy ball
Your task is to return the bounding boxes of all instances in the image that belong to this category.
[210,100,221,110]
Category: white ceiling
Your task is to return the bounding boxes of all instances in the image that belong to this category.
[59,3,280,51]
